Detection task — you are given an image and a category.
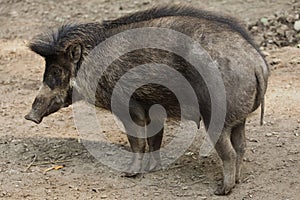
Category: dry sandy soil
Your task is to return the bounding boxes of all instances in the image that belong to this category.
[0,0,299,199]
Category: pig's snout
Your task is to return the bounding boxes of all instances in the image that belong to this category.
[25,110,43,124]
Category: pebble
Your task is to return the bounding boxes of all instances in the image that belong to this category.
[261,51,270,56]
[270,58,282,65]
[294,20,300,31]
[265,133,273,137]
[276,143,283,147]
[182,186,189,190]
[185,152,194,156]
[260,18,269,26]
[249,138,258,143]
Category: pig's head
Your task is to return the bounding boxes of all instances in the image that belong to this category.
[25,34,83,124]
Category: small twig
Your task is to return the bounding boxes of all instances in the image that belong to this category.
[188,180,204,186]
[43,165,65,175]
[24,154,37,172]
[242,175,255,183]
[167,165,184,170]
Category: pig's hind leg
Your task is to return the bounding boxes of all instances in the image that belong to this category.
[214,127,237,195]
[230,120,246,184]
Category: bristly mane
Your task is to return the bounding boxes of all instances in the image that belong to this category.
[29,6,262,59]
[29,23,104,57]
[103,6,261,54]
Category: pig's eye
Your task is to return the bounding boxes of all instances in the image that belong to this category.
[52,68,62,77]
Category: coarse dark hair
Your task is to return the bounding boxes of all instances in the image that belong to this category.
[29,5,263,60]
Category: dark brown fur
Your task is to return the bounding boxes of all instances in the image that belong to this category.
[26,6,269,195]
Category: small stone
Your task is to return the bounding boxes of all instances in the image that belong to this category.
[105,151,114,156]
[100,195,108,199]
[286,15,295,23]
[249,138,258,143]
[277,24,289,35]
[286,30,296,41]
[260,18,269,26]
[265,133,273,137]
[269,58,280,65]
[276,143,283,147]
[251,26,258,32]
[262,51,270,57]
[182,186,188,190]
[294,20,300,31]
[185,152,194,156]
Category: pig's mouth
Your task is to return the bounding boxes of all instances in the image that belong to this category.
[24,95,69,124]
[25,110,43,124]
[25,84,72,124]
[24,83,74,124]
[24,102,63,124]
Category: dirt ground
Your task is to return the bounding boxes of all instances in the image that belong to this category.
[0,0,299,199]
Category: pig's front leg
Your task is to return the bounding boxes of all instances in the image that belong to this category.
[120,101,147,177]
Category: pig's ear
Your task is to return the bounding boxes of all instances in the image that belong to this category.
[68,44,82,64]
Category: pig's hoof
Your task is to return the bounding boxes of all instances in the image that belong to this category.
[120,171,140,178]
[235,174,241,184]
[144,161,161,172]
[214,184,234,195]
[144,153,162,172]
